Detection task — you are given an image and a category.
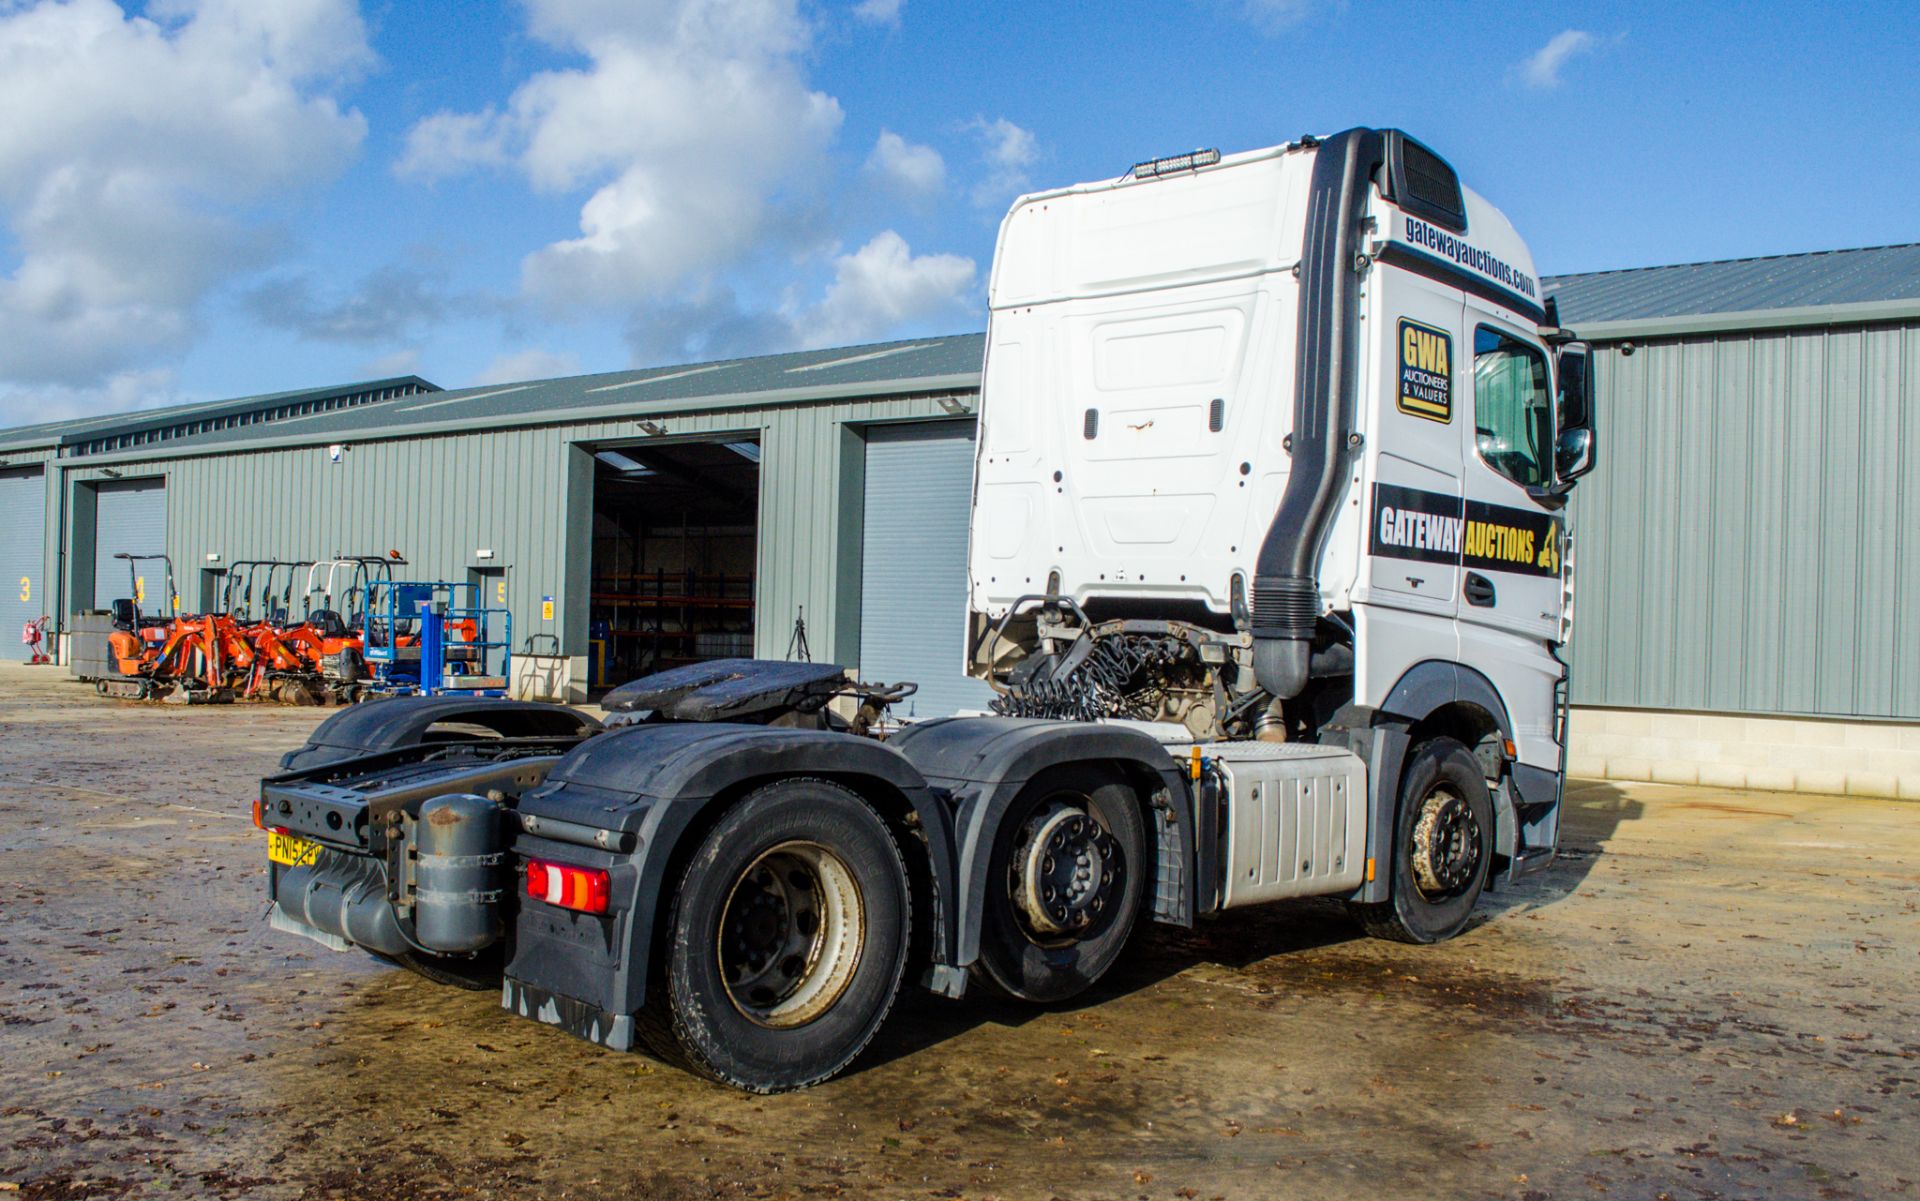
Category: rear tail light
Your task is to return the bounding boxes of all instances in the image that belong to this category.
[251,797,266,831]
[525,858,611,915]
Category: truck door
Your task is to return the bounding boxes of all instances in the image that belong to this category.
[1456,313,1564,643]
[1364,270,1465,620]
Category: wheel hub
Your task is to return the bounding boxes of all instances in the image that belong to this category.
[1014,804,1119,936]
[717,842,864,1028]
[1410,786,1481,899]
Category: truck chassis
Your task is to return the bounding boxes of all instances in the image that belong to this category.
[263,656,1553,1092]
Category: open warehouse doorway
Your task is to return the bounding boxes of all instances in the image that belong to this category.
[588,438,760,691]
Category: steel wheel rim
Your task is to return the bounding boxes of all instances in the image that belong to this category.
[1409,784,1482,900]
[1008,795,1122,945]
[716,840,865,1029]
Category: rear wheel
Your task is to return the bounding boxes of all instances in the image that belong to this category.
[638,778,911,1092]
[975,764,1146,1003]
[1349,737,1493,944]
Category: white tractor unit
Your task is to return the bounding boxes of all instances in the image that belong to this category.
[259,127,1597,1092]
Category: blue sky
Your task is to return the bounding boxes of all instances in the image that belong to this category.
[1,0,1915,426]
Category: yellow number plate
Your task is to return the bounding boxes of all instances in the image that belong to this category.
[268,831,320,867]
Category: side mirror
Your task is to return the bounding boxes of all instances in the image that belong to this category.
[1555,427,1595,482]
[1554,341,1597,484]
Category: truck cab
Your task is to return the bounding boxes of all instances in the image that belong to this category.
[967,127,1595,872]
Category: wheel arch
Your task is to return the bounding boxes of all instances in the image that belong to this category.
[1379,660,1514,746]
[887,717,1196,970]
[637,765,957,1008]
[520,724,962,1014]
[279,696,602,770]
[1376,660,1518,876]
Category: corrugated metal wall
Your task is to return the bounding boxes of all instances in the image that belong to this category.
[0,467,47,658]
[56,393,970,671]
[1568,320,1920,719]
[859,422,997,718]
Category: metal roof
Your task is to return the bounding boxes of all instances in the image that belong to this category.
[1546,243,1920,325]
[0,376,439,454]
[133,334,988,458]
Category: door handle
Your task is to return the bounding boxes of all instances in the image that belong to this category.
[1464,572,1496,607]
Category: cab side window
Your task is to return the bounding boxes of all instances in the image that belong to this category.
[1472,326,1553,489]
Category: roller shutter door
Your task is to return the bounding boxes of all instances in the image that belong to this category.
[92,477,168,610]
[0,467,46,660]
[859,422,994,719]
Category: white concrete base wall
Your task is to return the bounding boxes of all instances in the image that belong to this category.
[1568,707,1920,800]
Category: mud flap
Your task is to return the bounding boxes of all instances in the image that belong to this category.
[501,977,634,1051]
[1350,725,1410,906]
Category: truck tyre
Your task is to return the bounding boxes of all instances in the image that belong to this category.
[975,764,1146,1003]
[638,778,911,1093]
[1349,737,1493,944]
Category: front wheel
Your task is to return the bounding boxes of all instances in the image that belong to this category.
[638,778,911,1092]
[1348,737,1494,944]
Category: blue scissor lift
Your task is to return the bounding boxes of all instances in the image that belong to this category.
[361,581,513,698]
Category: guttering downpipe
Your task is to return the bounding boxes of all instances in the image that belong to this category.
[1251,127,1384,700]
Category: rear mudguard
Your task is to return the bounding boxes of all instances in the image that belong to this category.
[887,717,1197,967]
[280,696,603,770]
[508,722,963,1027]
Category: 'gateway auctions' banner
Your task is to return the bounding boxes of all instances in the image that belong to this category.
[1371,483,1562,578]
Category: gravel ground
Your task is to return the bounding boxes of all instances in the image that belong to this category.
[1,661,1915,1200]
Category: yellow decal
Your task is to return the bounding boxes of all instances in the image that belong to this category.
[1536,531,1560,575]
[17,576,27,603]
[1396,319,1453,422]
[135,576,146,603]
[542,599,554,621]
[1464,520,1537,567]
[495,579,507,604]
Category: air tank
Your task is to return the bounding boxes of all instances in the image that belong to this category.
[411,792,506,954]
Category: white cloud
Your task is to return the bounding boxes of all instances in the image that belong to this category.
[472,347,582,386]
[851,0,903,26]
[1521,29,1596,88]
[0,0,371,396]
[400,0,843,309]
[626,231,974,363]
[865,130,945,198]
[0,367,182,430]
[395,110,510,182]
[968,116,1038,206]
[243,264,466,345]
[360,348,423,380]
[792,230,975,346]
[1224,0,1316,34]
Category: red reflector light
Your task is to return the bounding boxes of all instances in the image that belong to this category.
[525,858,611,915]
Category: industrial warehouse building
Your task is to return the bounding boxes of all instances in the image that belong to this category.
[1549,243,1920,796]
[1,243,1917,798]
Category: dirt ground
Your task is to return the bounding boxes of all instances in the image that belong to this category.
[1,662,1915,1201]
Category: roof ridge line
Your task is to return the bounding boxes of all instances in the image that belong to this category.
[1545,241,1920,283]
